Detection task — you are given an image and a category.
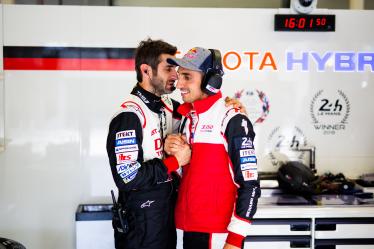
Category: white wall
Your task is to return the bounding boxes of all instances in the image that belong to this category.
[0,4,373,249]
[0,4,4,151]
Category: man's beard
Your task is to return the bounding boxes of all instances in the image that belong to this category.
[150,76,169,95]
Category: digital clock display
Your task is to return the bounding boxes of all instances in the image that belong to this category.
[274,14,335,32]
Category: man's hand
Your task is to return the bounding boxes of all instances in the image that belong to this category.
[224,96,247,114]
[223,243,241,249]
[174,143,191,166]
[164,134,191,166]
[164,134,186,155]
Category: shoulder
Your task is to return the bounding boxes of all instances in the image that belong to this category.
[110,95,146,127]
[216,99,253,134]
[225,114,255,140]
[215,99,241,125]
[109,111,142,129]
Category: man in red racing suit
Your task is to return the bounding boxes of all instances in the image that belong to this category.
[165,47,261,249]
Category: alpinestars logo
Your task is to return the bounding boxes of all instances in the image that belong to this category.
[310,89,350,135]
[140,200,155,208]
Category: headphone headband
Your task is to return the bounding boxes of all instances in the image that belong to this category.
[208,49,223,75]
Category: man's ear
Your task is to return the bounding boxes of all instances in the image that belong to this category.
[140,64,153,79]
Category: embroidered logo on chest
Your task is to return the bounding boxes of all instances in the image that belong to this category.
[200,124,214,133]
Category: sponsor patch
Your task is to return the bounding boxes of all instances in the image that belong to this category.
[116,130,136,139]
[240,163,257,170]
[234,137,253,149]
[240,156,257,164]
[241,119,249,135]
[242,169,258,181]
[140,200,155,208]
[206,84,219,93]
[115,138,137,146]
[200,124,214,132]
[136,90,150,104]
[123,172,137,183]
[115,144,139,153]
[116,163,129,174]
[246,187,258,218]
[116,151,138,164]
[240,149,255,157]
[117,161,141,183]
[151,129,158,136]
[161,95,173,107]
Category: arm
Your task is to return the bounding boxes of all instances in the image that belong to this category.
[106,112,179,191]
[224,114,261,248]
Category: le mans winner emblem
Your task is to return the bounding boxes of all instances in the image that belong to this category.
[267,126,308,167]
[310,89,350,135]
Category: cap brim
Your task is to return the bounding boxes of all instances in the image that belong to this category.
[166,58,203,72]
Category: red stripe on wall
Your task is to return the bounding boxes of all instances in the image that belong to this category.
[81,59,134,71]
[4,58,135,71]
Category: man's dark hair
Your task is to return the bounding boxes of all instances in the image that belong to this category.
[135,38,177,82]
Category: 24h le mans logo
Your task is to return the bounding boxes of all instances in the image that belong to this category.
[267,126,308,167]
[310,89,350,135]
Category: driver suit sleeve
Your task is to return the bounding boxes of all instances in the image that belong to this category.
[106,111,179,191]
[224,113,261,248]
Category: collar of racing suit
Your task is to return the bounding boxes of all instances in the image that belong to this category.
[177,91,222,116]
[131,83,164,114]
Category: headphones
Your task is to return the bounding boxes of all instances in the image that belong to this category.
[201,49,224,95]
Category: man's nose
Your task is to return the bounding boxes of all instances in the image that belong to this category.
[176,79,183,89]
[171,68,178,80]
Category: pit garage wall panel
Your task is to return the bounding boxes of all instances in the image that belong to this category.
[0,4,373,249]
[0,4,4,152]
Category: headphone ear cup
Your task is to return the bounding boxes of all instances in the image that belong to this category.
[202,49,224,95]
[202,71,222,95]
[206,73,222,90]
